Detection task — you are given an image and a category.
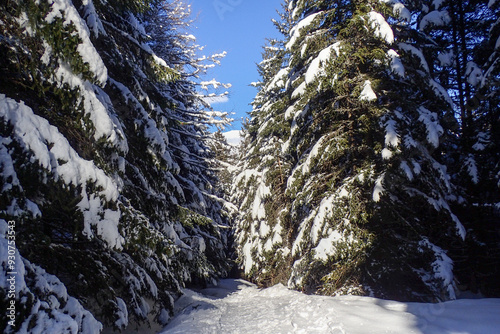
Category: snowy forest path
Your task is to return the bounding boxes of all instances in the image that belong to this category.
[158,279,500,334]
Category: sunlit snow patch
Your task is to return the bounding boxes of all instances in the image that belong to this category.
[359,80,377,102]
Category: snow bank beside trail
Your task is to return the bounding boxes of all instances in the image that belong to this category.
[161,279,500,334]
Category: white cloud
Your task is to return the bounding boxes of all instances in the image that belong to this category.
[223,130,242,146]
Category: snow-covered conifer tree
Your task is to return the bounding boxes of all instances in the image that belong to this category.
[0,0,231,332]
[233,0,473,301]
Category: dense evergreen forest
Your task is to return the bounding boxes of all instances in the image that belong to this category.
[0,0,499,333]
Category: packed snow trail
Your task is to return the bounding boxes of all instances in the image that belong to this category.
[160,279,500,334]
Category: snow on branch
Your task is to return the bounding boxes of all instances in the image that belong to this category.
[286,11,323,50]
[359,80,377,102]
[368,11,394,44]
[45,0,108,85]
[0,95,124,249]
[200,79,232,90]
[82,0,106,37]
[419,10,451,31]
[418,106,443,148]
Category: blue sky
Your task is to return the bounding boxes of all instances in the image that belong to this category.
[188,0,283,131]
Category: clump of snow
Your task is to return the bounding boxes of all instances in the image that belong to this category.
[429,79,453,106]
[418,107,444,147]
[385,119,400,147]
[464,154,479,184]
[381,148,393,160]
[251,175,271,220]
[400,161,414,181]
[300,39,310,58]
[314,231,343,261]
[152,54,174,73]
[200,78,232,90]
[78,191,123,248]
[388,49,405,77]
[291,3,302,21]
[473,132,489,151]
[115,298,129,329]
[16,11,35,36]
[161,278,500,334]
[292,81,307,99]
[418,106,443,148]
[393,2,411,22]
[451,213,467,241]
[266,67,290,92]
[309,193,336,244]
[368,11,394,44]
[26,199,42,217]
[412,160,422,175]
[256,221,270,240]
[128,12,147,36]
[287,135,327,189]
[466,62,484,87]
[305,42,341,85]
[379,0,411,22]
[242,241,254,274]
[359,80,377,101]
[264,221,284,251]
[432,161,452,193]
[420,10,452,31]
[373,174,385,202]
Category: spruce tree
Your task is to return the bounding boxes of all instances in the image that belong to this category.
[234,0,470,301]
